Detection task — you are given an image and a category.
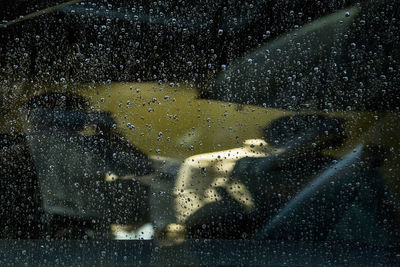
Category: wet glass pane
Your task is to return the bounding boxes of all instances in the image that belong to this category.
[1,0,400,265]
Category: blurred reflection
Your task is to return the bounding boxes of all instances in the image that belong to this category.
[24,92,153,238]
[174,139,272,224]
[171,115,346,239]
[256,142,398,245]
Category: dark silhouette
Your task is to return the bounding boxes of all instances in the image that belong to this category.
[185,115,346,239]
[24,92,153,238]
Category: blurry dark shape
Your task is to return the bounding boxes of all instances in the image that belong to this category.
[0,133,43,239]
[255,145,394,243]
[26,92,89,111]
[256,146,366,240]
[185,115,397,242]
[184,115,345,239]
[185,187,252,239]
[25,92,153,238]
[26,92,90,132]
[201,0,400,111]
[263,114,345,149]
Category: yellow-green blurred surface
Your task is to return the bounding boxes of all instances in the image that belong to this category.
[2,82,399,161]
[2,81,400,202]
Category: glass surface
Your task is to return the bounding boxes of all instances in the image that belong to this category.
[1,0,400,265]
